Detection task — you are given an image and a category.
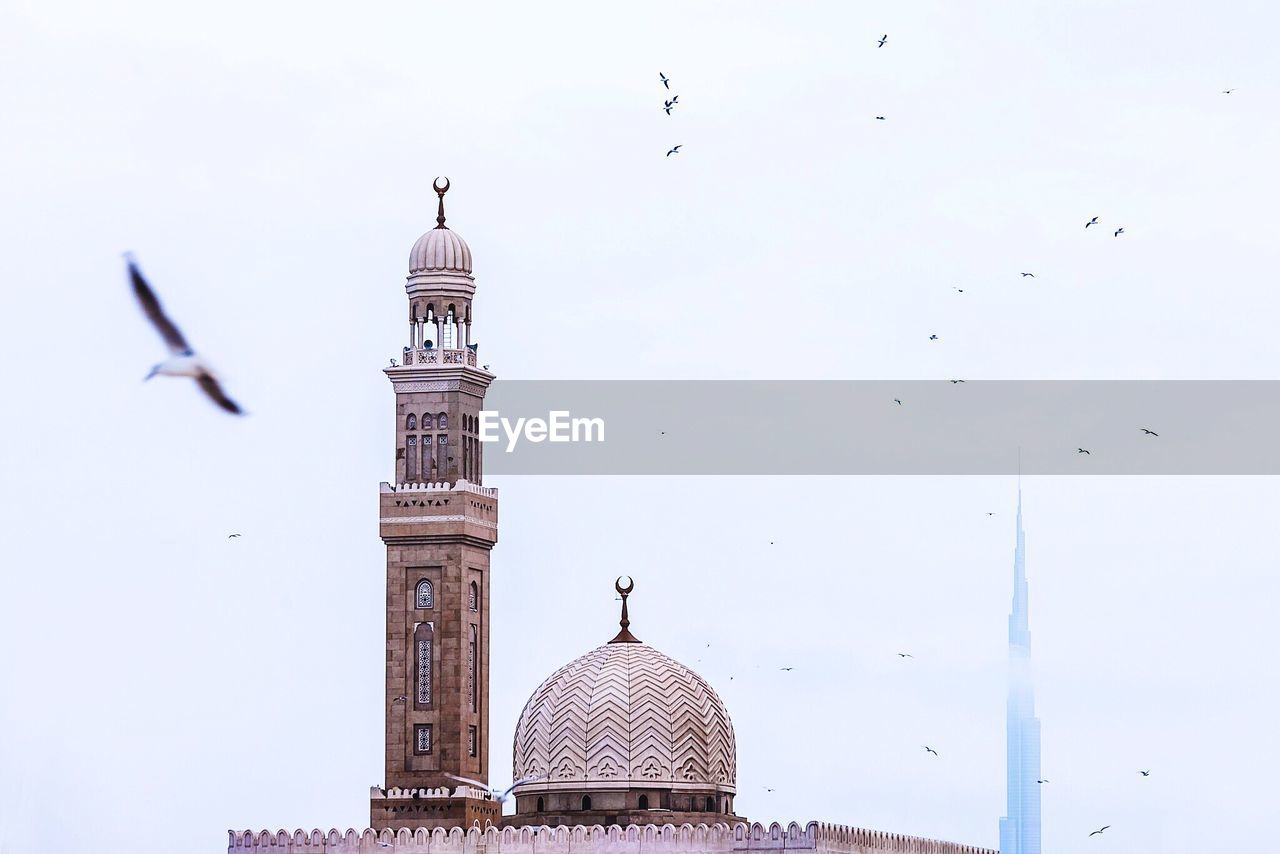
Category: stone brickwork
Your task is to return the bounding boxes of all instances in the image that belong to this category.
[228,821,998,854]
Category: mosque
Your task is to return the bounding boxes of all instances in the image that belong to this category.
[228,183,996,854]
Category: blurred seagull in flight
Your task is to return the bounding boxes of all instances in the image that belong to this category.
[950,379,966,383]
[1088,826,1110,837]
[1140,427,1159,436]
[897,652,913,658]
[127,254,243,414]
[1021,272,1035,277]
[893,399,903,405]
[929,334,939,340]
[779,666,794,671]
[1077,448,1091,455]
[1085,216,1099,228]
[877,34,888,47]
[1222,88,1236,93]
[666,145,682,156]
[1114,227,1125,237]
[875,116,886,120]
[923,746,939,756]
[1037,779,1049,784]
[227,533,241,539]
[660,72,670,89]
[446,773,550,804]
[1139,769,1151,776]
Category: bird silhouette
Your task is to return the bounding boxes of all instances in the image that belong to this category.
[897,653,913,658]
[389,358,398,367]
[1077,448,1091,455]
[875,116,886,120]
[666,145,682,156]
[1085,216,1099,228]
[1139,770,1151,776]
[986,512,995,516]
[1140,428,1159,436]
[1037,779,1049,784]
[923,746,939,756]
[664,104,673,115]
[1222,88,1236,93]
[1088,826,1110,837]
[954,287,965,293]
[227,533,242,539]
[1114,227,1125,237]
[929,334,939,340]
[446,772,551,804]
[660,72,670,89]
[127,255,244,414]
[877,34,888,47]
[893,399,903,405]
[950,379,966,383]
[779,666,794,671]
[1021,272,1035,277]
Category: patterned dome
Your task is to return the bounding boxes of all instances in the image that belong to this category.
[511,641,737,793]
[408,227,472,275]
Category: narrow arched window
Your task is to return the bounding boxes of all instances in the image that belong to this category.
[638,795,649,810]
[536,797,545,812]
[415,579,434,609]
[581,795,591,811]
[422,412,433,429]
[468,581,479,612]
[406,414,416,430]
[438,413,448,430]
[414,623,433,709]
[406,436,417,481]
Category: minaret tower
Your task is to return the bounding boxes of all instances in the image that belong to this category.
[998,490,1042,854]
[371,179,501,831]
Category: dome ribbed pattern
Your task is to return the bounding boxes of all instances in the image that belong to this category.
[408,228,473,275]
[512,643,736,790]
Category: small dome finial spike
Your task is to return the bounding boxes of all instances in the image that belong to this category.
[610,576,640,643]
[433,177,451,228]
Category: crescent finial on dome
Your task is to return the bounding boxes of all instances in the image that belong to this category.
[433,177,450,229]
[610,576,641,643]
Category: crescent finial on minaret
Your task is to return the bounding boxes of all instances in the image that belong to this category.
[433,177,451,229]
[609,576,641,644]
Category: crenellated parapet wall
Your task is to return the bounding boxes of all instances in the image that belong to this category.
[228,821,996,854]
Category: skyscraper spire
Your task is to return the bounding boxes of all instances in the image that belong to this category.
[999,488,1041,854]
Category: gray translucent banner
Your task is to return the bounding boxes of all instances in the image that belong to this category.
[476,381,1280,474]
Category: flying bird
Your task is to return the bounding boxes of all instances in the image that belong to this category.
[929,334,939,340]
[666,145,682,156]
[227,533,241,539]
[660,72,670,89]
[897,653,913,658]
[1037,779,1049,784]
[923,746,939,756]
[1114,227,1125,237]
[1222,88,1236,93]
[1077,448,1091,455]
[1088,826,1110,837]
[763,787,776,793]
[950,379,966,383]
[664,104,673,115]
[954,287,965,293]
[1085,216,1099,228]
[877,34,888,47]
[875,116,886,120]
[1140,428,1159,436]
[1139,770,1151,776]
[127,255,244,414]
[986,512,995,516]
[893,399,903,405]
[779,666,794,671]
[1021,272,1035,278]
[445,772,550,804]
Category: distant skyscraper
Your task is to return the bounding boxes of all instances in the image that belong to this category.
[999,490,1042,854]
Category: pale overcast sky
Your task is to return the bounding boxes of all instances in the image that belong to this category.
[1,2,1278,853]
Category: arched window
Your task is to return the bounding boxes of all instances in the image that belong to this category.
[422,412,433,429]
[536,797,545,812]
[705,796,715,812]
[581,795,592,811]
[638,795,649,810]
[406,414,416,430]
[468,581,479,611]
[415,579,434,609]
[438,413,448,430]
[414,623,433,708]
[406,436,417,481]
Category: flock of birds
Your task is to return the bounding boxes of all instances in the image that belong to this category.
[660,72,682,157]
